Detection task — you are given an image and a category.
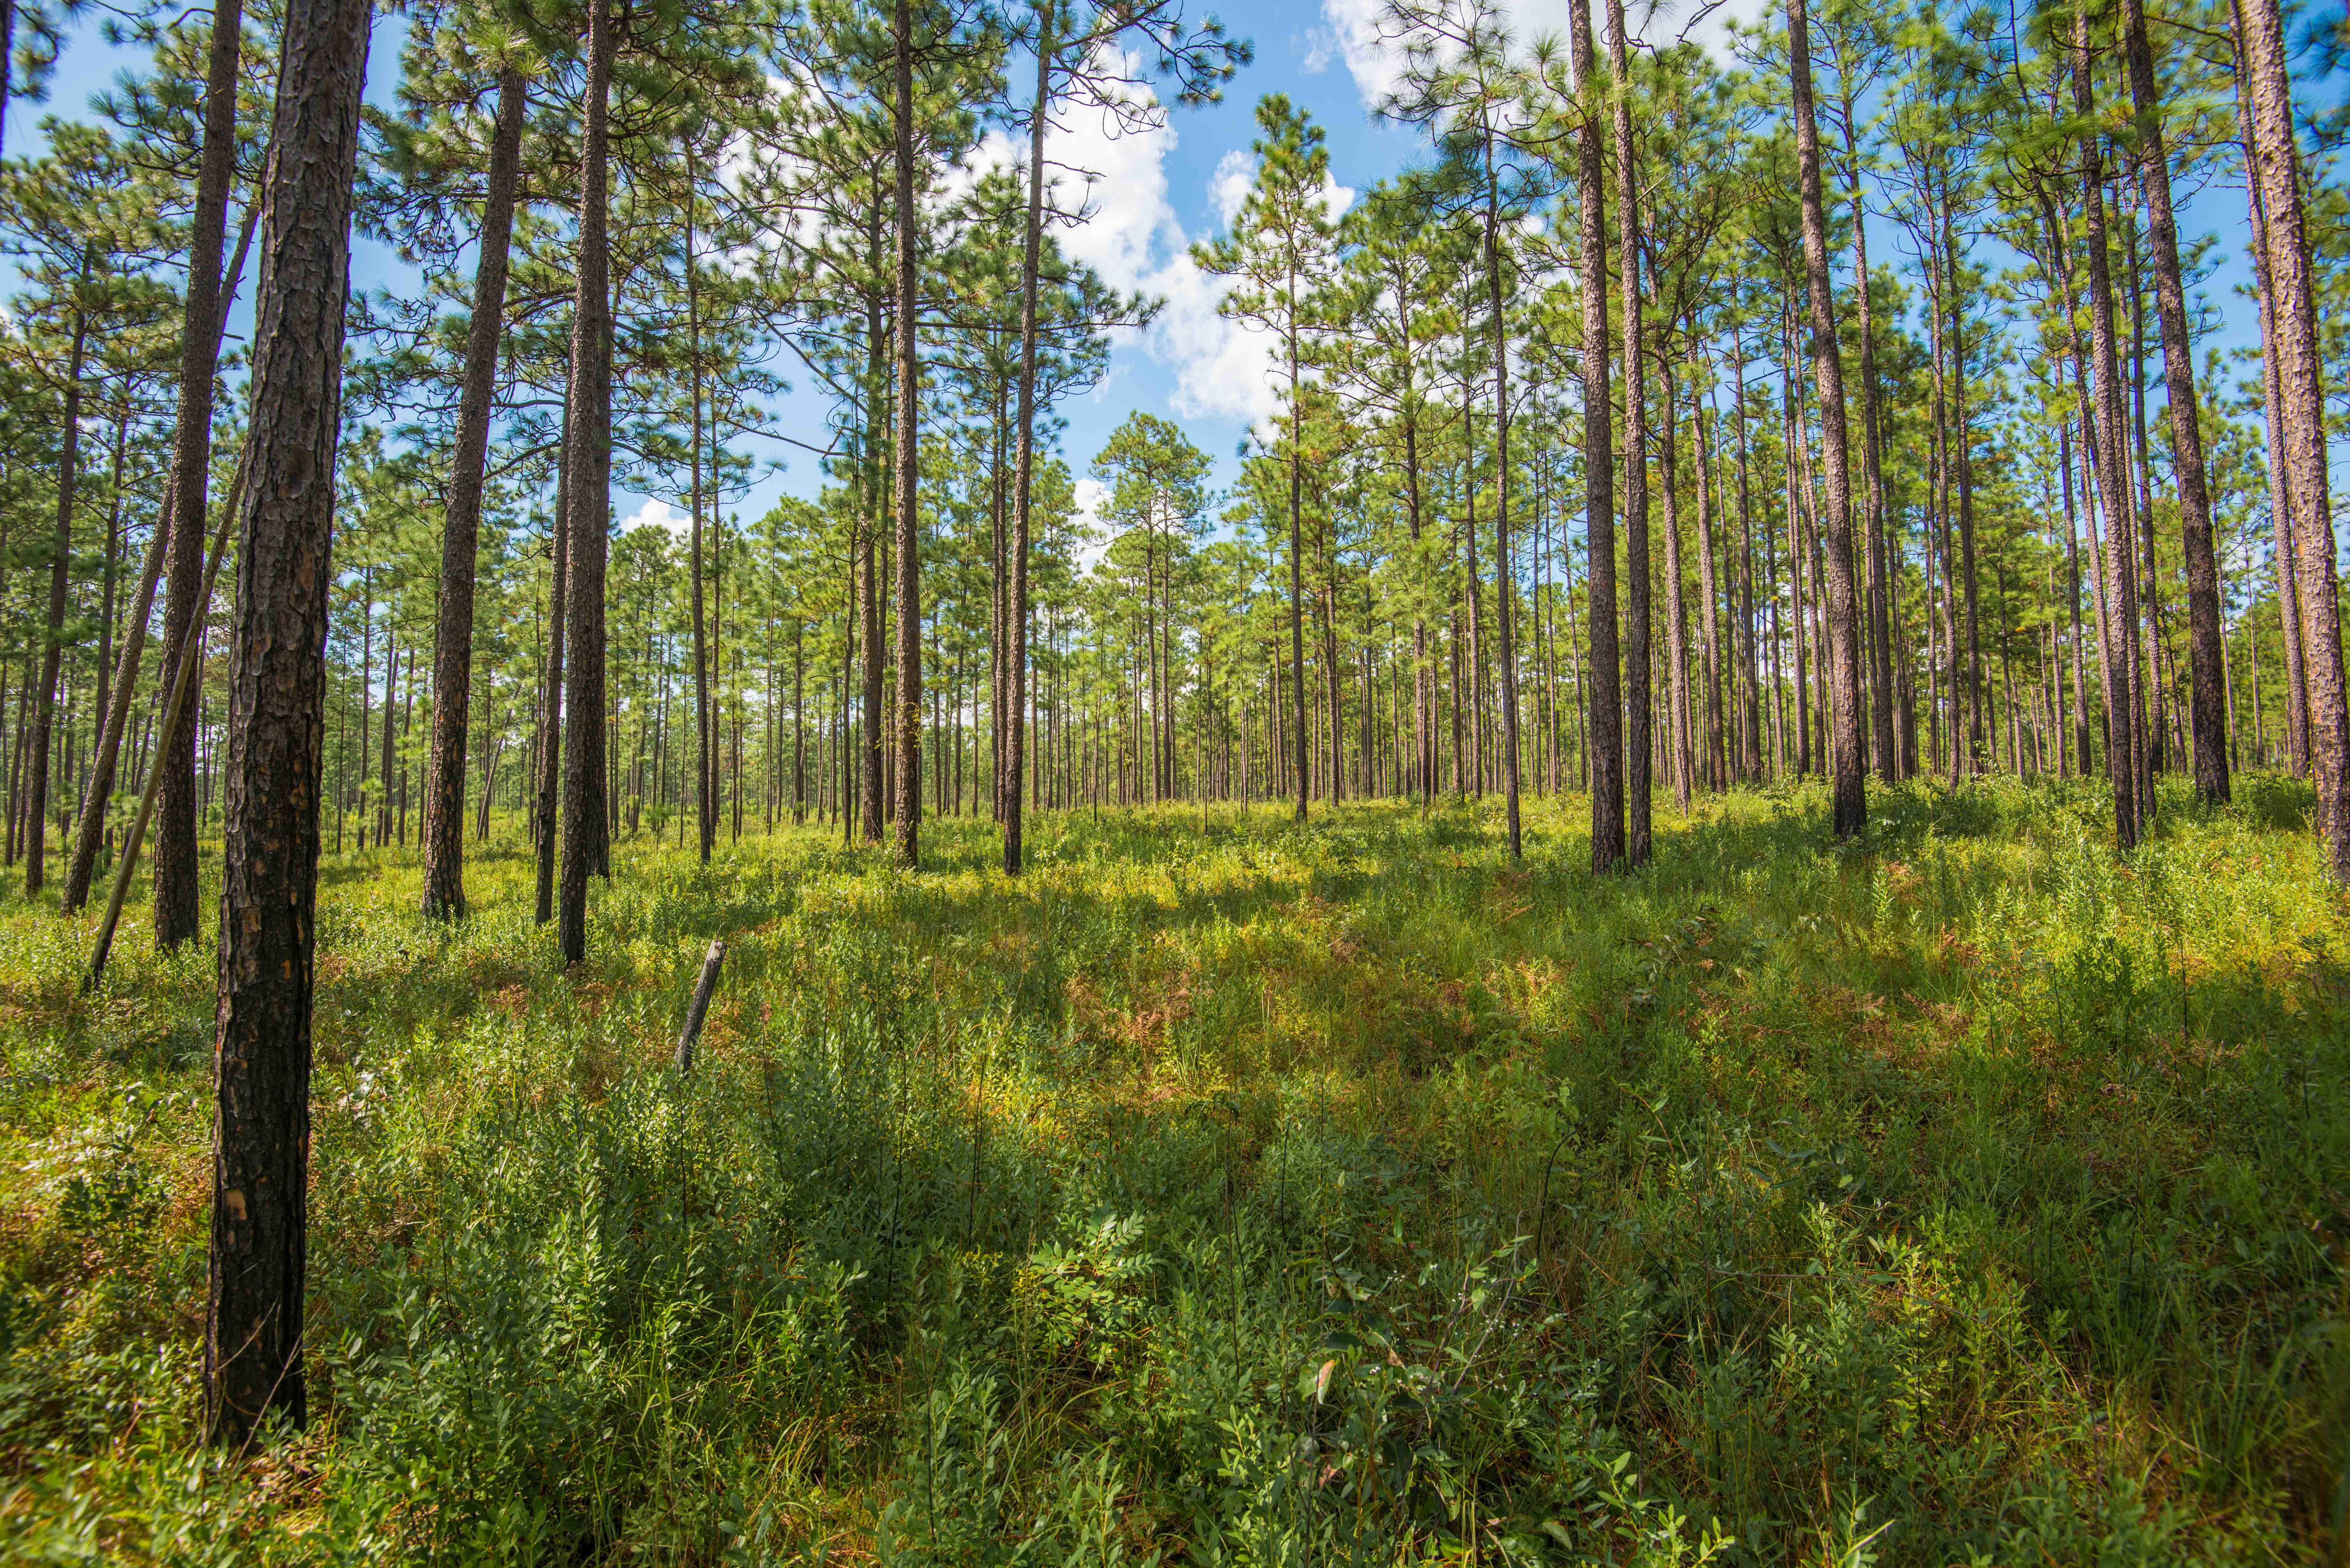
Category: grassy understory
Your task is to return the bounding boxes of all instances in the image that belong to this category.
[2,778,2346,1564]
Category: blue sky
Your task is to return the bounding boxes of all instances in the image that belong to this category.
[4,0,2306,551]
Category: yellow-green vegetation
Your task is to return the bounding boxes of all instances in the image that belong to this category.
[3,779,2346,1564]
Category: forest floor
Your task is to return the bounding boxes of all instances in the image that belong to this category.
[1,778,2346,1565]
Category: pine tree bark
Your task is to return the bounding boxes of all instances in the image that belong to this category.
[533,402,567,924]
[1004,11,1049,871]
[2075,10,2148,850]
[1483,156,1522,859]
[558,0,613,964]
[685,147,716,865]
[1573,0,1621,870]
[1837,107,1896,779]
[1660,355,1693,813]
[859,233,886,846]
[889,0,923,868]
[422,66,525,919]
[2119,0,2225,802]
[1692,357,1725,792]
[1286,314,1308,822]
[23,303,85,897]
[1605,0,1649,865]
[2240,114,2306,773]
[205,0,371,1447]
[2238,0,2348,872]
[154,0,246,946]
[1942,210,1984,775]
[1788,0,1865,834]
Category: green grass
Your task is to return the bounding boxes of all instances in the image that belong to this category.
[2,777,2346,1563]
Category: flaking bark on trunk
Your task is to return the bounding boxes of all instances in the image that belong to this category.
[533,400,568,924]
[1573,0,1622,871]
[890,0,923,868]
[422,66,526,919]
[205,0,371,1447]
[1605,0,1650,865]
[1787,0,1865,835]
[2238,0,2348,875]
[23,301,86,897]
[155,0,246,947]
[558,0,614,964]
[1004,21,1047,869]
[2119,0,2225,803]
[2075,10,2148,850]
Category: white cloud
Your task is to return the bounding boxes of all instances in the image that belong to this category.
[1314,0,1774,113]
[950,48,1361,438]
[997,56,1290,430]
[622,498,687,536]
[1210,149,1255,225]
[1312,0,1403,108]
[1073,476,1116,569]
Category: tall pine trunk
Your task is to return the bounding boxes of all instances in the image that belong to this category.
[2075,10,2148,850]
[1787,0,1864,834]
[1605,0,1650,865]
[1005,22,1047,870]
[2120,0,2225,802]
[205,0,370,1446]
[533,401,568,923]
[558,0,613,963]
[422,66,526,918]
[1660,357,1693,813]
[1573,0,1621,870]
[1838,106,1896,779]
[2238,0,2348,874]
[890,0,923,867]
[1483,150,1522,859]
[23,303,86,896]
[154,0,246,946]
[686,146,715,865]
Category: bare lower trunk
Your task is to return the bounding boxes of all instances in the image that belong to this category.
[1606,0,1649,865]
[1573,0,1619,866]
[1787,0,1864,834]
[1004,26,1047,870]
[23,308,86,897]
[422,66,525,918]
[2239,0,2347,871]
[2075,12,2148,849]
[2118,0,2223,802]
[155,0,247,947]
[558,0,613,964]
[206,0,370,1448]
